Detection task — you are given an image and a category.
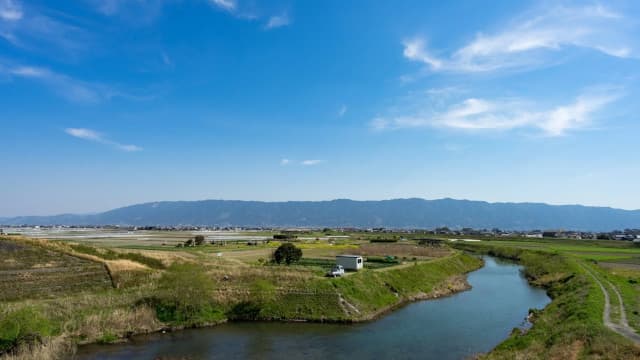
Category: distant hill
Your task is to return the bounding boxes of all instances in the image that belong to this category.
[1,198,639,231]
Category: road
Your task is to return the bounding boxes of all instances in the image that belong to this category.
[581,263,640,345]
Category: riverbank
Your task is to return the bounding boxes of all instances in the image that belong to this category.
[74,256,548,360]
[451,242,640,359]
[0,237,481,359]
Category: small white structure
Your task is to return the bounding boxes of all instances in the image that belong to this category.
[336,255,363,271]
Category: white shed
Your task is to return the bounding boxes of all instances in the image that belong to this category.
[336,255,364,271]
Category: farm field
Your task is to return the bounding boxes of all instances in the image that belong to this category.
[0,231,472,359]
[0,239,112,301]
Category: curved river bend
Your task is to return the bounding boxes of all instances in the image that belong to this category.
[77,257,550,360]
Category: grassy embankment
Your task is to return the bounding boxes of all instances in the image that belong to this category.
[452,241,640,359]
[0,236,480,359]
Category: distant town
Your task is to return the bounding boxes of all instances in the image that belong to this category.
[2,224,639,242]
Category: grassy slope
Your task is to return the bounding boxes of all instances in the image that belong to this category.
[0,238,112,302]
[453,243,640,359]
[257,252,482,321]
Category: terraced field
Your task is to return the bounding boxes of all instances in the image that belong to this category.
[0,238,113,301]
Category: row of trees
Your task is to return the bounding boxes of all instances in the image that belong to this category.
[176,235,206,247]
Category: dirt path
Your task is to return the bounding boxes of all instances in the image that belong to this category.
[581,263,640,344]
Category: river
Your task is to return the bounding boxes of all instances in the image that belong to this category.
[76,256,550,359]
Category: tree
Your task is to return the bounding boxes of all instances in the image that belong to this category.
[194,235,205,246]
[272,243,302,265]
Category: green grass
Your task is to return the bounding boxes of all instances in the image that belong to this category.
[0,307,55,353]
[452,242,640,359]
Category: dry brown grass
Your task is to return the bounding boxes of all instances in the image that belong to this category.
[105,259,148,272]
[1,336,73,360]
[112,248,199,267]
[73,306,161,344]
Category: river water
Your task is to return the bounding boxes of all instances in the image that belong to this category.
[77,256,550,360]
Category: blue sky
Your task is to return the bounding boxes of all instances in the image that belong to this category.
[1,0,640,216]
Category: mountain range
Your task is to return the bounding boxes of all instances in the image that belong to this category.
[2,198,639,231]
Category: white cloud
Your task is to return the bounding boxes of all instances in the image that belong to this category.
[0,0,22,21]
[265,13,290,29]
[338,105,347,117]
[301,159,324,166]
[372,90,619,136]
[2,63,150,103]
[65,128,142,152]
[208,0,287,27]
[404,4,637,73]
[280,158,290,165]
[0,2,92,58]
[117,144,143,152]
[5,65,101,102]
[89,0,169,24]
[210,0,236,12]
[402,38,442,70]
[65,128,101,141]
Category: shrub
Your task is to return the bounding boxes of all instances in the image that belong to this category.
[154,263,222,325]
[370,239,398,243]
[272,243,302,265]
[194,235,205,246]
[0,307,54,353]
[227,301,262,320]
[273,234,298,240]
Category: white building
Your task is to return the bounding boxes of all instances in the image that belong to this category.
[336,255,364,271]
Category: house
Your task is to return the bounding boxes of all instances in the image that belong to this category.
[336,255,364,271]
[525,233,543,238]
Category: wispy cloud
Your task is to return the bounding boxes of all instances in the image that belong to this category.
[301,159,324,166]
[402,38,443,70]
[0,1,93,58]
[210,0,236,12]
[265,13,290,29]
[372,88,620,136]
[2,63,152,103]
[6,65,102,102]
[65,128,142,152]
[89,0,168,24]
[280,159,325,166]
[403,4,637,73]
[338,104,347,117]
[208,0,289,28]
[0,0,21,21]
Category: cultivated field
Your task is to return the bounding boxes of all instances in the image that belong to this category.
[0,239,112,301]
